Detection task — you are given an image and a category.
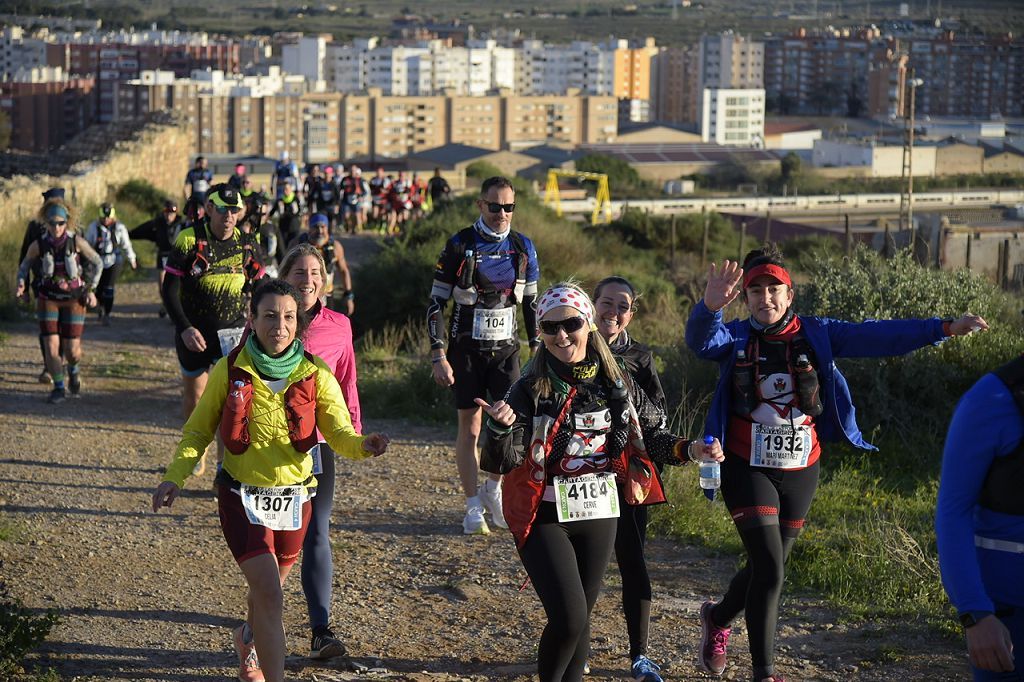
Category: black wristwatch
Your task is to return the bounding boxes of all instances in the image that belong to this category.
[959,611,991,629]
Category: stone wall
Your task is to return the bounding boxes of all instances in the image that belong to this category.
[0,122,192,238]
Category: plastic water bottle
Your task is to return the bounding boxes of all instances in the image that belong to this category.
[698,435,719,500]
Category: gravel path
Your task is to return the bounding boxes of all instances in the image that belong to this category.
[0,235,967,681]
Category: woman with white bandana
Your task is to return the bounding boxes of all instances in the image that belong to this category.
[478,281,723,682]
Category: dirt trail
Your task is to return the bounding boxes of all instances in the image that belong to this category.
[0,233,967,681]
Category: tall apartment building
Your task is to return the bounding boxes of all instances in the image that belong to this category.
[1,66,97,152]
[700,88,766,146]
[282,34,328,91]
[652,45,700,125]
[612,38,659,123]
[898,32,1024,118]
[763,28,884,117]
[517,40,615,96]
[698,33,764,93]
[0,26,49,79]
[119,70,617,160]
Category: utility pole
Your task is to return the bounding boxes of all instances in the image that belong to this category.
[899,69,924,258]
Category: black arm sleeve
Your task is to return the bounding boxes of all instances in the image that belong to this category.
[160,272,192,334]
[634,346,667,411]
[630,376,686,466]
[521,293,539,347]
[427,292,448,350]
[480,380,536,475]
[129,219,155,242]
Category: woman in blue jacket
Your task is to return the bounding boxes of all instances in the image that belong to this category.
[686,244,986,682]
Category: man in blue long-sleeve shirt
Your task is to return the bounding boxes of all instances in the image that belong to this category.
[937,357,1024,679]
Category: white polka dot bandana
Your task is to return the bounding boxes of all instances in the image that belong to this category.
[536,286,595,325]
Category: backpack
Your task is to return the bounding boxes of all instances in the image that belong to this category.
[187,219,263,293]
[979,355,1024,515]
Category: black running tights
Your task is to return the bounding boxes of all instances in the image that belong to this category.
[518,502,617,682]
[712,458,820,678]
[615,498,652,660]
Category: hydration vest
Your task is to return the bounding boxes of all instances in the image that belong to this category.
[979,355,1024,515]
[93,223,114,257]
[188,219,262,293]
[732,328,823,418]
[35,233,83,299]
[452,226,529,308]
[219,345,320,456]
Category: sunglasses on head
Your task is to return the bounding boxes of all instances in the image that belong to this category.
[539,316,587,336]
[214,205,242,215]
[484,201,515,214]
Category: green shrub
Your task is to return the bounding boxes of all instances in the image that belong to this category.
[115,179,169,216]
[0,571,59,680]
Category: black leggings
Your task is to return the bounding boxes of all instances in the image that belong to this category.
[518,502,617,682]
[97,262,124,316]
[615,493,652,660]
[712,456,820,678]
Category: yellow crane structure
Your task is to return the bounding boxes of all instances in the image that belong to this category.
[544,169,613,225]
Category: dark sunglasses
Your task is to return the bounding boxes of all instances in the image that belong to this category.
[47,219,67,227]
[484,201,515,213]
[214,205,242,215]
[539,316,587,336]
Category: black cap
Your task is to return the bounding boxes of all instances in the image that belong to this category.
[101,203,115,216]
[164,199,178,212]
[207,183,243,209]
[42,187,65,201]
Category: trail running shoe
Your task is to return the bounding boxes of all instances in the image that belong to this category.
[479,482,508,529]
[38,369,51,384]
[233,623,264,682]
[310,628,346,660]
[631,655,663,682]
[47,388,67,404]
[68,373,81,396]
[462,504,490,535]
[699,600,731,675]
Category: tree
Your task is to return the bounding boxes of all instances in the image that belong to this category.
[576,153,642,189]
[781,152,802,183]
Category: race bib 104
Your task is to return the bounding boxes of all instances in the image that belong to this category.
[471,307,514,341]
[750,423,812,469]
[554,473,619,523]
[240,485,304,531]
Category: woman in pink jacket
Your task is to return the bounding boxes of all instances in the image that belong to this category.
[279,243,362,660]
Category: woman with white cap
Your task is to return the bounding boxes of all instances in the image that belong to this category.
[478,280,723,682]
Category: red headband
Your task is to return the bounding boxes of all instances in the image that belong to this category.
[743,263,792,288]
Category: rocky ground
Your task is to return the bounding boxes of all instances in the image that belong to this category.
[0,234,968,681]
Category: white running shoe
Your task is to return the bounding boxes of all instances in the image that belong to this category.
[463,504,490,535]
[479,481,508,529]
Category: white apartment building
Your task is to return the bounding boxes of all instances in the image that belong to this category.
[1,26,49,80]
[517,40,615,95]
[698,32,764,103]
[143,66,307,98]
[700,87,766,146]
[282,34,327,91]
[322,38,516,96]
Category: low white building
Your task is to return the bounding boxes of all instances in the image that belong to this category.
[812,138,937,177]
[700,87,766,146]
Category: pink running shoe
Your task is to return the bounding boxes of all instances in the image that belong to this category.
[233,623,264,682]
[699,600,731,675]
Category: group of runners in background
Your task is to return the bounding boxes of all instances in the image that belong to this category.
[10,162,1020,682]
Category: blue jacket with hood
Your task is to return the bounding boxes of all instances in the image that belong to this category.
[685,299,949,451]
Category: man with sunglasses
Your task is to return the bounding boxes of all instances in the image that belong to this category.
[162,184,265,442]
[427,176,541,535]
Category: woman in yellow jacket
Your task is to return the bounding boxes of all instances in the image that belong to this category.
[152,278,390,682]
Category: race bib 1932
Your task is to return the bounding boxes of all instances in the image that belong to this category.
[750,423,812,469]
[554,472,619,523]
[240,485,304,531]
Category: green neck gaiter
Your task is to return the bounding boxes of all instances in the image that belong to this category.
[246,334,304,380]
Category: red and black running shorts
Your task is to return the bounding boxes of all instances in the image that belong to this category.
[217,485,312,567]
[36,297,86,339]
